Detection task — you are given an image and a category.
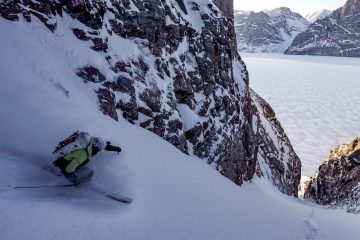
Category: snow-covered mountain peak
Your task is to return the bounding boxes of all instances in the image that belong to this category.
[305,9,332,23]
[286,0,360,57]
[234,7,309,53]
[264,7,303,19]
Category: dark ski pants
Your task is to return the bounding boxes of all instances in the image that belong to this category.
[61,167,94,185]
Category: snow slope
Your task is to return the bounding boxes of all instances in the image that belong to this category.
[1,17,360,240]
[243,53,360,176]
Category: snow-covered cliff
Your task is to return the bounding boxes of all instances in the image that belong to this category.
[0,0,300,195]
[251,90,301,197]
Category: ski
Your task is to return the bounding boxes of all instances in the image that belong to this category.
[43,164,132,204]
[14,184,132,203]
[89,186,133,204]
[14,184,74,189]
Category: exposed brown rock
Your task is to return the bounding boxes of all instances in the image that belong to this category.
[91,37,108,52]
[72,28,91,41]
[251,90,301,196]
[304,136,360,213]
[213,0,234,20]
[76,66,106,83]
[97,88,118,121]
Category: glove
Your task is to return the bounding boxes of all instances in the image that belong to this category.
[53,158,67,168]
[115,146,121,154]
[105,141,121,153]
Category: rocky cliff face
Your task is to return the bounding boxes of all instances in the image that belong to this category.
[0,0,300,195]
[286,0,360,57]
[213,0,233,20]
[213,0,237,55]
[251,90,301,196]
[234,7,308,53]
[304,136,360,213]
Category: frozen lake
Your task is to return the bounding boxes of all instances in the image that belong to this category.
[242,53,360,176]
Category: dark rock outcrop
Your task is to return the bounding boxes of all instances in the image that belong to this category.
[214,0,234,20]
[234,7,308,53]
[286,0,360,57]
[304,136,360,213]
[76,66,106,83]
[251,90,301,196]
[97,88,118,121]
[0,0,301,195]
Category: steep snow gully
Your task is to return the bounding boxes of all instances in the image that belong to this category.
[1,1,360,240]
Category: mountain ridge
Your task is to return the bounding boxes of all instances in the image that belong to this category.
[286,0,360,57]
[234,7,309,53]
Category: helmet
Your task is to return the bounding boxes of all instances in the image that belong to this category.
[93,137,106,150]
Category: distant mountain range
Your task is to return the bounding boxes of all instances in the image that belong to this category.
[235,0,360,57]
[234,7,308,53]
[286,0,360,57]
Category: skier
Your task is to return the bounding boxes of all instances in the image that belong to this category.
[53,133,121,185]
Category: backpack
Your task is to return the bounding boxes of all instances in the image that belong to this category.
[53,131,91,158]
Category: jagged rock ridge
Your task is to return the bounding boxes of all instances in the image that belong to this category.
[304,136,360,213]
[234,7,309,53]
[0,0,300,195]
[286,0,360,57]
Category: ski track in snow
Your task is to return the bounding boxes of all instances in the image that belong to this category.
[303,208,319,240]
[243,53,360,176]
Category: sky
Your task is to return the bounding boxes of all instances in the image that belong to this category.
[234,0,346,16]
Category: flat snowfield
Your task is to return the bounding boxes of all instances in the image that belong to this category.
[242,53,360,176]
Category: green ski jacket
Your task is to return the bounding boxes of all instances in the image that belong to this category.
[63,138,94,173]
